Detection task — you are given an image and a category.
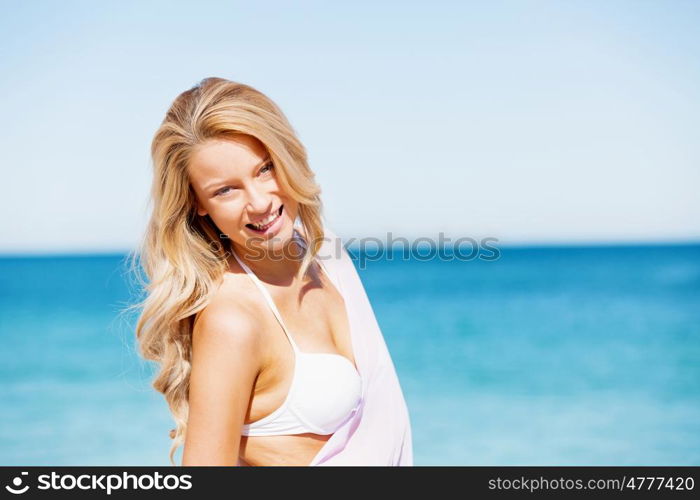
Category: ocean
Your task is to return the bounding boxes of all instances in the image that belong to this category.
[1,243,698,465]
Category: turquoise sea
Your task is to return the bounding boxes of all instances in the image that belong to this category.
[1,243,699,465]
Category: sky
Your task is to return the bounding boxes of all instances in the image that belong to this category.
[0,0,698,253]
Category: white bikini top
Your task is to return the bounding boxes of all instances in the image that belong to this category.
[232,234,363,437]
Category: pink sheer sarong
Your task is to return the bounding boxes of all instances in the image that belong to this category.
[306,224,413,466]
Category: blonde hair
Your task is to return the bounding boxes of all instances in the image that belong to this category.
[125,77,324,465]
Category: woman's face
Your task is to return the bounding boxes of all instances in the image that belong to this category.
[188,134,299,255]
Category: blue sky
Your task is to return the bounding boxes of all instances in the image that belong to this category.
[1,0,698,253]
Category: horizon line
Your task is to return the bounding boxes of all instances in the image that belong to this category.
[1,237,699,259]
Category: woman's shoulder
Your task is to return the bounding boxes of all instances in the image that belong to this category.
[191,272,262,355]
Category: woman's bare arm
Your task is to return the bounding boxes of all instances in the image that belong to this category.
[181,304,262,466]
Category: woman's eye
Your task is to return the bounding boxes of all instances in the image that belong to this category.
[214,163,273,196]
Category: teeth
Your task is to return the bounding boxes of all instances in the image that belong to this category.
[251,207,280,229]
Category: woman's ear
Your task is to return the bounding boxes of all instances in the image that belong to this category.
[196,202,208,217]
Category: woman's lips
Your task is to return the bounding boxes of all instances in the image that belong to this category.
[245,205,283,233]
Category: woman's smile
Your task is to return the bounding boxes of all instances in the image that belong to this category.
[245,204,284,236]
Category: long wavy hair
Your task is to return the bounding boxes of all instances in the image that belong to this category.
[125,77,324,465]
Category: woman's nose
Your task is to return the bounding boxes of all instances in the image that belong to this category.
[246,183,273,214]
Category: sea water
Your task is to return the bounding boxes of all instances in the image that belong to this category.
[1,243,698,465]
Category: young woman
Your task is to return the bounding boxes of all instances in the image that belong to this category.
[130,77,412,466]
